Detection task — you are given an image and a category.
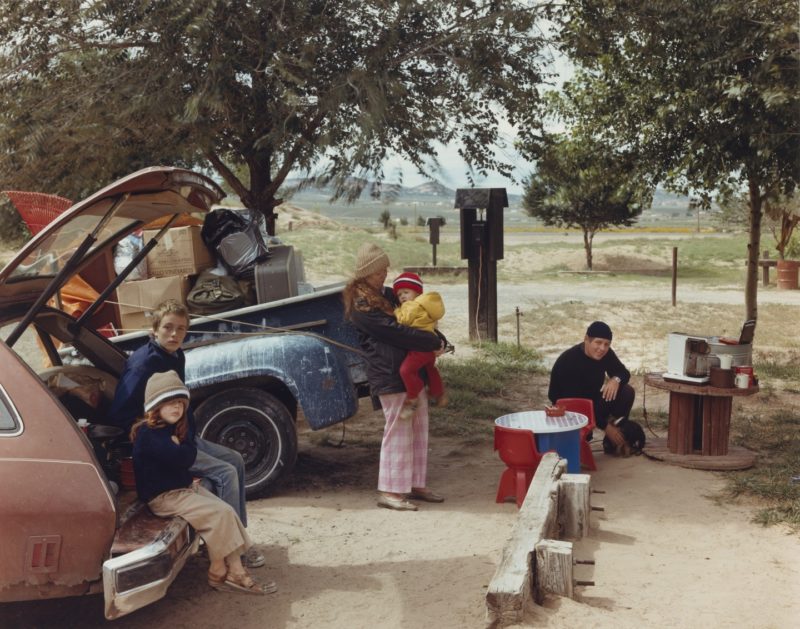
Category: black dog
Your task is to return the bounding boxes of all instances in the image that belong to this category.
[602,419,646,456]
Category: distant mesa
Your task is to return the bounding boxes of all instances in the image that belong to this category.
[280,177,457,201]
[406,181,455,197]
[277,177,526,205]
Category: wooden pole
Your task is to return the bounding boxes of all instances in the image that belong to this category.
[672,247,678,307]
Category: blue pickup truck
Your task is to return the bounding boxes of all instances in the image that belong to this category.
[109,284,368,496]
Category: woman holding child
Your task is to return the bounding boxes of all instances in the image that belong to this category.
[343,242,446,512]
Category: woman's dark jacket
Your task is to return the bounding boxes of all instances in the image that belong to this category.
[349,287,442,396]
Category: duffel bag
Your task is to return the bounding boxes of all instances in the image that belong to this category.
[187,270,245,314]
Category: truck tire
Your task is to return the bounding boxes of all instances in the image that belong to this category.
[194,388,297,498]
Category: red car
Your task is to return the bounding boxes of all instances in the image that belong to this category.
[0,167,224,619]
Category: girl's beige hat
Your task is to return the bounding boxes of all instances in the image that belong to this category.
[353,242,390,279]
[144,370,189,413]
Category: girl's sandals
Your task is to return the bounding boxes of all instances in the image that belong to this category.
[209,569,277,595]
[208,568,228,589]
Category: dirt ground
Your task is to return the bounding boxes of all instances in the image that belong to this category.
[1,222,799,628]
[2,384,798,629]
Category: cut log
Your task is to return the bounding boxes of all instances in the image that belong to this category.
[558,473,591,540]
[535,539,574,599]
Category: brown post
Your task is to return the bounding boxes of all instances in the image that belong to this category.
[428,217,443,267]
[761,250,769,286]
[672,247,678,307]
[455,189,507,343]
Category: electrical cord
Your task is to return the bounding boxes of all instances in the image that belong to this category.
[474,239,483,344]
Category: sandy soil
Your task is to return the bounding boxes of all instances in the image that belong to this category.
[2,389,798,629]
[1,220,799,628]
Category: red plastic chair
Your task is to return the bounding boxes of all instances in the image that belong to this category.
[556,397,597,471]
[494,424,544,507]
[2,190,72,236]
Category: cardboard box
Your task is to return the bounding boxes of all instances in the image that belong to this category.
[117,275,190,331]
[144,225,214,277]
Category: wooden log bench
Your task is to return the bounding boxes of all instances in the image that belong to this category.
[485,454,593,627]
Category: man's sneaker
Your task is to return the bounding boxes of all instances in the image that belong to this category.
[399,399,418,420]
[243,547,266,569]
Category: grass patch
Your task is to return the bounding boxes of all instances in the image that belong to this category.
[286,226,466,278]
[727,409,800,531]
[755,354,800,384]
[430,342,545,441]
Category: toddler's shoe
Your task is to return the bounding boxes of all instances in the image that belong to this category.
[431,391,449,408]
[399,398,418,420]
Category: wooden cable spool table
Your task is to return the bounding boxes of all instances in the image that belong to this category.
[642,372,758,470]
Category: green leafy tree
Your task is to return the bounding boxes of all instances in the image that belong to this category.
[522,133,651,269]
[0,0,546,234]
[713,194,750,233]
[550,0,799,319]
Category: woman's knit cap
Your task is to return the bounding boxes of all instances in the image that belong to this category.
[353,242,390,279]
[393,271,424,296]
[144,370,190,413]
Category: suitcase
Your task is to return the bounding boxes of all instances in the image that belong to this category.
[254,245,300,303]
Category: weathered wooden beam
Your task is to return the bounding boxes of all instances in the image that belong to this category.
[535,539,574,600]
[558,473,592,540]
[485,453,565,627]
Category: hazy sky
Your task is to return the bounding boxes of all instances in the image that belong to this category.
[387,51,573,194]
[383,120,526,194]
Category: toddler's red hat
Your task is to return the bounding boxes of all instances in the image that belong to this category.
[393,271,423,296]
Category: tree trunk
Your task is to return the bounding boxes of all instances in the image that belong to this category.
[745,179,763,321]
[246,152,284,236]
[582,229,593,270]
[205,149,284,236]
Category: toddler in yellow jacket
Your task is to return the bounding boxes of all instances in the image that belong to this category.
[393,272,447,420]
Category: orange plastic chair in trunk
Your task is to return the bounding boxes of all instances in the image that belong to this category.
[2,190,72,236]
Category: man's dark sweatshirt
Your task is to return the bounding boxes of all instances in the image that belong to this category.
[547,343,631,421]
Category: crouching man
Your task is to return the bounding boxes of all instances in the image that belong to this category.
[548,321,636,453]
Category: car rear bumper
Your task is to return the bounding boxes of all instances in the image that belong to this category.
[102,516,198,620]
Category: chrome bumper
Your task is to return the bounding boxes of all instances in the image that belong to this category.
[102,516,198,620]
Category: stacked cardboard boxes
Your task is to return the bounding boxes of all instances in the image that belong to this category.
[116,226,213,331]
[143,225,214,277]
[117,275,191,331]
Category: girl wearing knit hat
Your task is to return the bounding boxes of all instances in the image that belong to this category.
[343,243,447,511]
[131,370,276,595]
[392,271,448,420]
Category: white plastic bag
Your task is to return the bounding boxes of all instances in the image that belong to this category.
[113,232,148,280]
